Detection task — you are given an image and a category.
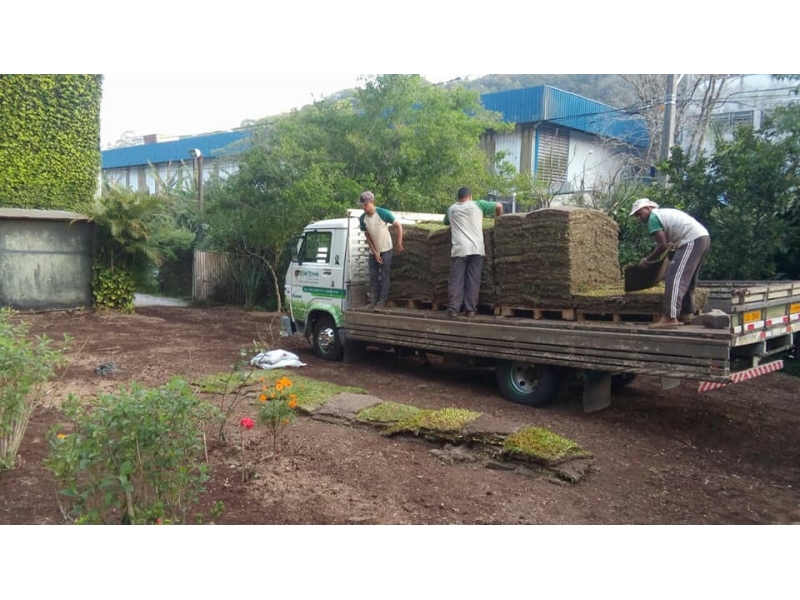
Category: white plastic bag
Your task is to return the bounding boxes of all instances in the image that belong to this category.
[250,350,306,370]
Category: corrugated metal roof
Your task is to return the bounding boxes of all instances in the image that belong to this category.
[0,208,92,221]
[480,86,650,148]
[102,129,252,169]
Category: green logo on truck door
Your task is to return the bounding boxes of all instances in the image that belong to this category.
[302,286,345,298]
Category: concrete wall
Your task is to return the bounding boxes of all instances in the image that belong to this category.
[0,219,94,310]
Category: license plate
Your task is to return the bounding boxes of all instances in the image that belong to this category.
[743,310,762,324]
[791,303,800,315]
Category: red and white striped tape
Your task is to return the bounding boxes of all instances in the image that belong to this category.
[698,360,784,393]
[766,316,789,327]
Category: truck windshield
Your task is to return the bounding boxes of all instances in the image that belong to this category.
[297,230,332,265]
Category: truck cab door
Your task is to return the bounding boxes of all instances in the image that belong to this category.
[287,228,345,325]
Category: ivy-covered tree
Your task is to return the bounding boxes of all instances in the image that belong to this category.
[0,75,102,212]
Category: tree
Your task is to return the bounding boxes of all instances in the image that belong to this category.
[647,104,800,280]
[205,75,514,310]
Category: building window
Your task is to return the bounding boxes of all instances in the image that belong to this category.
[536,124,570,184]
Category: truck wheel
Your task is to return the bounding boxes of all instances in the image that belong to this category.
[312,315,344,361]
[611,372,638,390]
[495,360,563,407]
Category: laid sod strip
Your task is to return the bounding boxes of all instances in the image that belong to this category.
[356,402,422,425]
[384,407,481,437]
[193,370,365,413]
[502,426,591,465]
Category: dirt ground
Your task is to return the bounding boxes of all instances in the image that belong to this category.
[2,304,800,525]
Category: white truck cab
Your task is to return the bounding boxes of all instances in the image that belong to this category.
[282,208,444,360]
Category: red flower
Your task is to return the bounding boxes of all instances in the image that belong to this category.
[240,417,255,430]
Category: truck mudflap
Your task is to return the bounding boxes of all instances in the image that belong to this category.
[697,360,784,392]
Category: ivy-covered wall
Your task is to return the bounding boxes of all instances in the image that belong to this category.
[0,75,102,212]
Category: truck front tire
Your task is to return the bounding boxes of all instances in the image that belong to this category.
[312,314,344,361]
[495,360,563,407]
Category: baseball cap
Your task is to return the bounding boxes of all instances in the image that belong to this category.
[358,191,375,205]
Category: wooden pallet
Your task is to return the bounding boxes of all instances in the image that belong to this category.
[495,305,660,323]
[389,299,441,311]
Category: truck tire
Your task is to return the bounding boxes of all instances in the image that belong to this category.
[495,360,563,407]
[312,315,344,361]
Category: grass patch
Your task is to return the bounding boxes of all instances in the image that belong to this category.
[194,369,365,412]
[502,426,591,464]
[193,372,251,394]
[385,407,481,437]
[356,402,421,425]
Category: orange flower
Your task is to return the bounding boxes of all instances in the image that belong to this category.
[259,394,267,403]
[288,398,298,409]
[282,418,290,425]
[56,433,67,440]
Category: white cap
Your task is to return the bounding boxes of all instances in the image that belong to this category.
[629,198,659,217]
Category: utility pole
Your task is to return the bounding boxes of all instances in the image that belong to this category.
[190,148,204,243]
[658,74,678,184]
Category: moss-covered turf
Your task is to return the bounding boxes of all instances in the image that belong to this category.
[385,407,481,437]
[356,402,421,424]
[502,426,592,464]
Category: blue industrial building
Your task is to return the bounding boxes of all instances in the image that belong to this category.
[101,85,650,197]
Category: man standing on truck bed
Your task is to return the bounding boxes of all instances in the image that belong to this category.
[359,190,404,310]
[630,198,711,329]
[444,187,503,318]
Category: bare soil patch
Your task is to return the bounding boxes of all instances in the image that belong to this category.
[2,305,800,524]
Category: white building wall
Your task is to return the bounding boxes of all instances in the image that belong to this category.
[566,131,628,194]
[494,131,522,172]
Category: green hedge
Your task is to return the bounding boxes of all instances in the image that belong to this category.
[0,75,102,212]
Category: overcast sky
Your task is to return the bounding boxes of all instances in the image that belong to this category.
[99,74,478,148]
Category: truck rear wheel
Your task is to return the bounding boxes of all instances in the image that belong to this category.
[495,360,563,407]
[312,314,344,361]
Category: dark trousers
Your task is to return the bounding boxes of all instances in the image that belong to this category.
[448,255,484,313]
[369,250,393,304]
[664,235,710,318]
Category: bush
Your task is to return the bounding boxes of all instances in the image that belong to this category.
[45,378,219,524]
[0,309,68,471]
[92,266,136,312]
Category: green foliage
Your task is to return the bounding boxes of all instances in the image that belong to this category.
[91,266,135,313]
[0,75,101,211]
[91,186,195,308]
[206,75,513,309]
[194,349,259,441]
[0,309,69,471]
[45,378,219,524]
[648,105,800,280]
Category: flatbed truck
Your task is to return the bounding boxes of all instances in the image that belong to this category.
[282,210,799,412]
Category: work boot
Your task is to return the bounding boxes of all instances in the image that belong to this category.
[374,301,387,310]
[465,310,476,318]
[447,309,458,318]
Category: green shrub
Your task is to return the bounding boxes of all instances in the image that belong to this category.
[92,266,135,312]
[0,309,69,471]
[45,379,219,524]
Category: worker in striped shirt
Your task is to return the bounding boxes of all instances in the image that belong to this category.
[630,198,710,329]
